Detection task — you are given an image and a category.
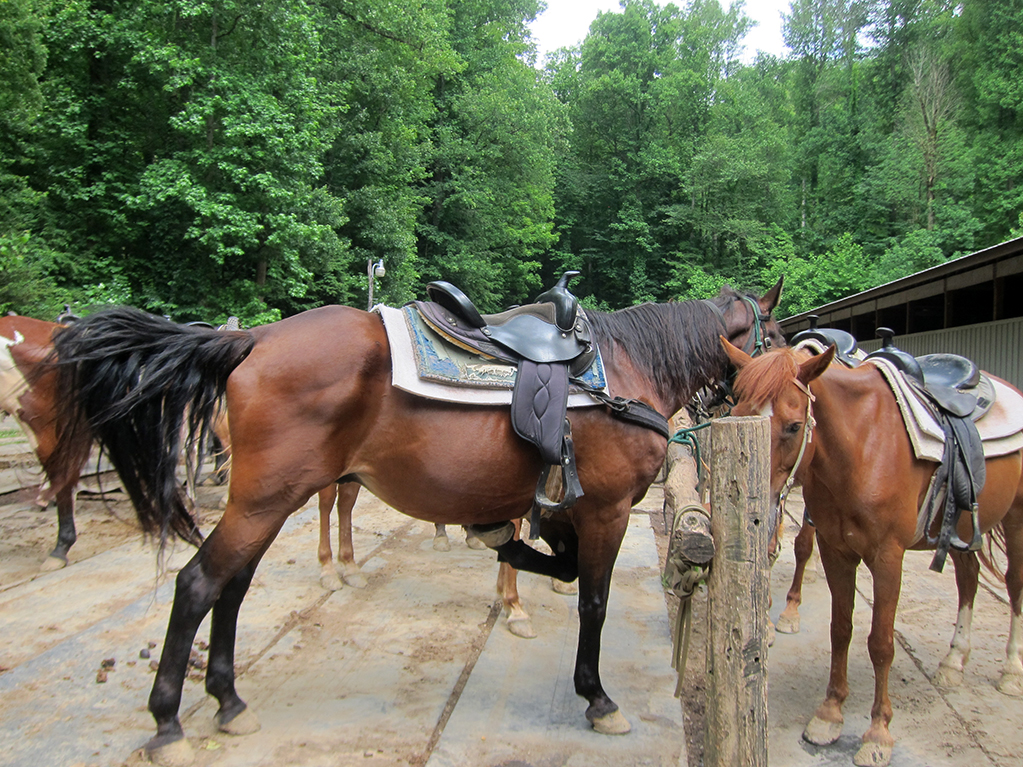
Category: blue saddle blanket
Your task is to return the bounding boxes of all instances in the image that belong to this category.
[377,305,606,406]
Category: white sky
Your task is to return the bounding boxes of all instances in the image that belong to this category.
[529,0,790,63]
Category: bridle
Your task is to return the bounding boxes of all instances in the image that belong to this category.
[778,376,816,517]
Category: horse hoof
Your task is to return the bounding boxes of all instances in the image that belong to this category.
[776,615,800,634]
[433,536,451,552]
[934,663,964,688]
[997,671,1023,697]
[853,741,892,767]
[803,715,842,745]
[767,620,776,647]
[40,555,68,572]
[551,578,577,595]
[589,708,631,735]
[342,570,369,589]
[506,617,536,639]
[319,569,344,592]
[217,707,260,736]
[145,738,195,767]
[465,535,487,550]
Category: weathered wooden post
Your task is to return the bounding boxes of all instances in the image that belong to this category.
[704,415,770,767]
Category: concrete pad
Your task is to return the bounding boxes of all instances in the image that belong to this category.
[428,511,685,767]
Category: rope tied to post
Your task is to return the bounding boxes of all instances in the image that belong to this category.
[664,501,714,696]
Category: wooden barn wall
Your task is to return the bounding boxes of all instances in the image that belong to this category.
[858,316,1023,390]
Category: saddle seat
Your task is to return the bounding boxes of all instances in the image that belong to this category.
[866,329,992,419]
[421,272,595,376]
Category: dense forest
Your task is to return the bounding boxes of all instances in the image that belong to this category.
[1,0,1020,325]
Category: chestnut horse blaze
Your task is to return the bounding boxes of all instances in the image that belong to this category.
[724,340,1023,767]
[50,282,783,766]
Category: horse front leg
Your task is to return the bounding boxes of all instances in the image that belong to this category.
[853,550,904,767]
[803,535,859,749]
[571,505,630,736]
[777,521,815,634]
[42,483,76,571]
[935,550,979,687]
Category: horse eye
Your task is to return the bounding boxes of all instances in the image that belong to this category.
[785,422,802,436]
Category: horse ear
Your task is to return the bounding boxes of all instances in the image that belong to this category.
[721,335,753,369]
[759,276,784,313]
[797,344,835,384]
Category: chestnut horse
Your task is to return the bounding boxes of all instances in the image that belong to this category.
[723,340,1023,767]
[49,282,783,766]
[0,315,91,569]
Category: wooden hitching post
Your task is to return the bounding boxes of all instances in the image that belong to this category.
[704,415,770,767]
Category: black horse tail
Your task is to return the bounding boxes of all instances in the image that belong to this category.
[50,307,256,548]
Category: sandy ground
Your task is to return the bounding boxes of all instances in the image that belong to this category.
[2,430,1022,766]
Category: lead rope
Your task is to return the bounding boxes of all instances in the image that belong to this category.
[665,502,712,696]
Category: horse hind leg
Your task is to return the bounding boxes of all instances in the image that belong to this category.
[934,550,979,687]
[334,483,367,588]
[316,484,344,591]
[777,521,815,635]
[497,520,535,639]
[147,515,282,766]
[41,483,76,571]
[432,523,451,552]
[997,513,1023,696]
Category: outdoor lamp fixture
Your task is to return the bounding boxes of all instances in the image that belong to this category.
[367,258,385,309]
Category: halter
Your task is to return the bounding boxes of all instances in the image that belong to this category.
[739,294,774,357]
[778,377,816,517]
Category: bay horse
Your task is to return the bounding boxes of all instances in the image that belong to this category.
[723,339,1023,767]
[0,315,91,569]
[49,280,784,766]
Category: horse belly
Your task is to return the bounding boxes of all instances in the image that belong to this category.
[352,402,542,526]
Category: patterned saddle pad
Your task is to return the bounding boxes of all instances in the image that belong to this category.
[377,305,606,407]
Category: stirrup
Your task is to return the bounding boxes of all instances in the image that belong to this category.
[533,418,584,515]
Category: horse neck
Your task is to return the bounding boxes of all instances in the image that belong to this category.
[590,301,727,416]
[802,365,892,480]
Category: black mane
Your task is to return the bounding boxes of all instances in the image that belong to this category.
[587,297,729,407]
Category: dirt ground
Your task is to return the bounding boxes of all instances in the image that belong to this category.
[3,430,1023,766]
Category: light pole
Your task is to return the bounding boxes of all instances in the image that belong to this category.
[367,258,385,310]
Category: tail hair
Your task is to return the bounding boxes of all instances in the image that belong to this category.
[50,307,255,547]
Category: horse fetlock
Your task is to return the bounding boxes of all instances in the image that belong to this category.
[803,715,843,745]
